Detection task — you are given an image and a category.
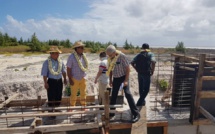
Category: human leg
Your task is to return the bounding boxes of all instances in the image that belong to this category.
[109,77,121,116]
[70,78,79,106]
[123,78,139,117]
[99,82,107,105]
[79,78,86,106]
[55,79,63,107]
[136,74,145,106]
[47,79,57,107]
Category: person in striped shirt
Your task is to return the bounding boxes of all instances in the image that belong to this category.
[94,52,109,106]
[106,45,140,123]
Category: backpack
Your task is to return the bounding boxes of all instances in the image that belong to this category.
[135,51,151,75]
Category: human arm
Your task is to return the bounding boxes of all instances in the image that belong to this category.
[61,62,67,85]
[63,72,67,85]
[150,53,156,76]
[109,71,113,87]
[94,69,102,84]
[41,60,49,90]
[66,55,74,85]
[67,67,74,85]
[43,76,49,90]
[123,65,130,87]
[151,62,156,76]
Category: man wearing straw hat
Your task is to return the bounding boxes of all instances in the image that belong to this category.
[41,46,67,114]
[66,41,88,111]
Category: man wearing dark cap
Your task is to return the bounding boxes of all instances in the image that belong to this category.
[131,43,156,108]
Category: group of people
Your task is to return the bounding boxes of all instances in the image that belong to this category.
[41,41,156,123]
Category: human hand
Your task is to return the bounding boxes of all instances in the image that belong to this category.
[109,80,113,87]
[64,79,67,85]
[69,78,74,86]
[94,79,97,84]
[150,71,154,76]
[123,81,128,87]
[44,82,49,90]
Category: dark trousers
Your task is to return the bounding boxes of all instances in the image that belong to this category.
[136,73,151,106]
[47,78,63,107]
[110,75,139,116]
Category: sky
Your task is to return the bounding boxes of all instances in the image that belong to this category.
[0,0,215,48]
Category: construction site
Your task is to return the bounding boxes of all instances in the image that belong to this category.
[0,51,215,134]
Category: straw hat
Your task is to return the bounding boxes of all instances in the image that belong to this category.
[72,41,85,49]
[47,46,62,53]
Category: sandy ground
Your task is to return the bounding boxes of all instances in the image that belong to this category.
[0,53,141,100]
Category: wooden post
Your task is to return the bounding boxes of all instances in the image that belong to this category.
[104,90,110,134]
[193,54,205,121]
[37,96,41,108]
[172,56,180,106]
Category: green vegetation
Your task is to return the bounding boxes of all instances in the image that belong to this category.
[158,79,169,91]
[175,41,186,53]
[0,31,120,53]
[0,31,187,54]
[123,39,134,50]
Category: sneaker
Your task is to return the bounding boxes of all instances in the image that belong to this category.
[131,113,140,123]
[109,113,115,118]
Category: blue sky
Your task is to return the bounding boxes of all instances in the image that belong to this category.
[1,0,215,48]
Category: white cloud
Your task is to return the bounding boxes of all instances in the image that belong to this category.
[1,0,215,47]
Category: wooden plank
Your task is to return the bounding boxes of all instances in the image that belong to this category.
[171,53,199,62]
[30,118,37,129]
[179,66,195,71]
[147,121,168,127]
[30,117,42,129]
[0,123,99,134]
[147,121,168,134]
[131,106,147,134]
[193,119,212,125]
[109,123,132,130]
[0,105,123,114]
[0,93,19,109]
[205,60,215,68]
[193,54,205,121]
[0,95,95,107]
[61,95,96,105]
[104,90,110,134]
[0,110,104,119]
[202,76,215,81]
[199,106,215,125]
[199,91,215,98]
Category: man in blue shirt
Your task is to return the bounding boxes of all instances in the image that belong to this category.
[41,47,67,113]
[131,43,156,108]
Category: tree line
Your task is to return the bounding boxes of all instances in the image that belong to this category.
[0,31,186,53]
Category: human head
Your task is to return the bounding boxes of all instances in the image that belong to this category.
[47,46,61,60]
[142,43,149,49]
[73,41,85,54]
[99,51,106,58]
[106,45,116,58]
